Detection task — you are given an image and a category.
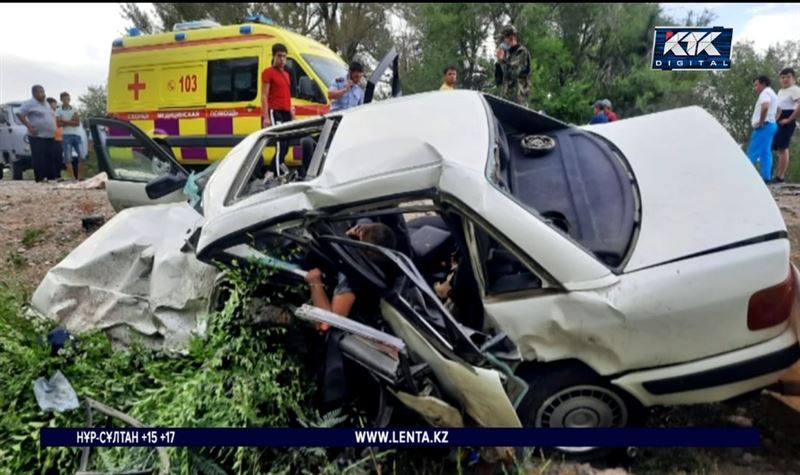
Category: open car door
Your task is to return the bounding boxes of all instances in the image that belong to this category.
[307,232,527,428]
[89,117,189,212]
[364,47,401,104]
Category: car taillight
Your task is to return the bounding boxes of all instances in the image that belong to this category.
[748,267,795,331]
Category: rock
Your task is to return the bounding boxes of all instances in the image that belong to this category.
[739,453,754,466]
[761,437,775,452]
[81,215,105,233]
[726,415,753,427]
[761,390,800,434]
[597,469,631,475]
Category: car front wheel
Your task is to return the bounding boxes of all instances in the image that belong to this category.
[516,362,645,461]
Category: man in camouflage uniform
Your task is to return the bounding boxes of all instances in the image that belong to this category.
[494,25,531,106]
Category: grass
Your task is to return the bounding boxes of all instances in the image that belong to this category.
[0,256,563,474]
[21,228,43,248]
[7,251,27,269]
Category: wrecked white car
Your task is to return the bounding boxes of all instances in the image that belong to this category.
[33,91,800,452]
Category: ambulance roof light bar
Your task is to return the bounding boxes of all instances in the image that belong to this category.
[244,14,275,25]
[172,20,221,32]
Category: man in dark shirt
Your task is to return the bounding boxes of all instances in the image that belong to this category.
[494,25,531,106]
[262,43,294,175]
[589,100,609,124]
[304,223,397,331]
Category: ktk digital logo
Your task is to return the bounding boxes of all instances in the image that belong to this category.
[651,26,733,71]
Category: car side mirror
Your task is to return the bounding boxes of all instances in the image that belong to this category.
[0,113,7,125]
[145,172,188,200]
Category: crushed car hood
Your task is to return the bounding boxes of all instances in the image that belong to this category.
[587,106,786,272]
[31,203,219,349]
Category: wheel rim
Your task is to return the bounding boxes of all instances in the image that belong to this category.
[535,385,628,454]
[522,135,555,150]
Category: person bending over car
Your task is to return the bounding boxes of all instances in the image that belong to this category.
[304,222,397,329]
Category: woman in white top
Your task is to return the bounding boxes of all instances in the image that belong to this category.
[773,67,800,183]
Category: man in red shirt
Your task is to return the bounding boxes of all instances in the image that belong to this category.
[262,43,294,126]
[602,99,619,122]
[262,43,294,174]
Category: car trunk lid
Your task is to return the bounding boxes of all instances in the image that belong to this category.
[587,106,786,272]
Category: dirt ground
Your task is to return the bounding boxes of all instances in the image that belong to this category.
[0,180,115,295]
[1,179,799,474]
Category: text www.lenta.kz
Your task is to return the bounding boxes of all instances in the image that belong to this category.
[354,430,449,445]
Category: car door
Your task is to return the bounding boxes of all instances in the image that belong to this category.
[364,47,401,104]
[89,117,189,212]
[311,231,525,427]
[0,106,10,158]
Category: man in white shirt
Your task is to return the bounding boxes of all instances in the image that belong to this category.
[772,68,800,183]
[747,75,779,183]
[57,92,85,181]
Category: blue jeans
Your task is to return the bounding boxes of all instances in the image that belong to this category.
[747,122,778,181]
[62,134,83,164]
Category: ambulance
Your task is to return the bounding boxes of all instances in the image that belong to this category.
[105,17,399,170]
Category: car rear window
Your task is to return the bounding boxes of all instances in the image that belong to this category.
[504,126,637,268]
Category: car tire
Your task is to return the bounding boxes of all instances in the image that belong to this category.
[515,362,645,462]
[520,134,556,157]
[11,161,23,180]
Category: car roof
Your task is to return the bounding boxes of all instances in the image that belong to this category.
[315,90,491,189]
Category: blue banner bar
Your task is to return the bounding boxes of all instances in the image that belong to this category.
[40,428,761,448]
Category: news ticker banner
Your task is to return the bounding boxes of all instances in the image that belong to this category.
[41,428,760,448]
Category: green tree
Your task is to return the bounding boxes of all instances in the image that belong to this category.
[121,3,155,34]
[121,3,396,64]
[401,3,500,93]
[78,85,108,120]
[692,40,800,179]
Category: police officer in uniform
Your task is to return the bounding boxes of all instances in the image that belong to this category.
[329,62,366,112]
[494,25,531,106]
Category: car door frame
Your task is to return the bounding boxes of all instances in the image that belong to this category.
[89,117,190,211]
[364,47,401,104]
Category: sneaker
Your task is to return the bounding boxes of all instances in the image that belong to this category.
[774,177,785,184]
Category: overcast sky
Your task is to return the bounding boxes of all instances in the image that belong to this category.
[0,2,797,107]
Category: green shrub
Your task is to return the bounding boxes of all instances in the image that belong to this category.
[21,228,44,248]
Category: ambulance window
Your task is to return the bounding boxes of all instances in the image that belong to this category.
[286,58,323,103]
[207,57,258,103]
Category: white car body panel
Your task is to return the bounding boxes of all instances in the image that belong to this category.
[484,239,792,375]
[612,323,797,406]
[587,106,786,272]
[0,102,32,161]
[31,203,218,349]
[106,180,185,211]
[381,301,522,427]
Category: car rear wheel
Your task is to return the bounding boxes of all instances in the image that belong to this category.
[516,363,644,461]
[11,161,23,180]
